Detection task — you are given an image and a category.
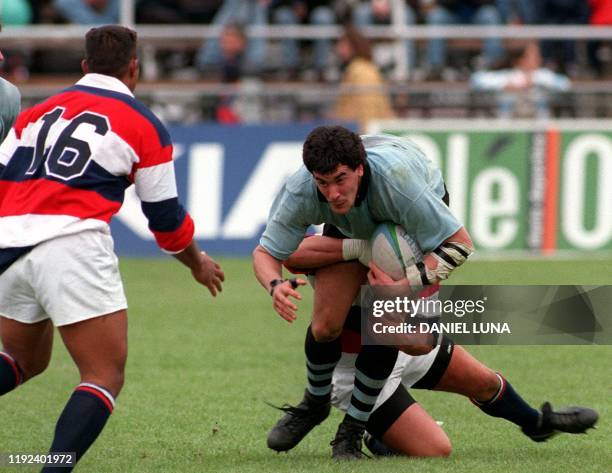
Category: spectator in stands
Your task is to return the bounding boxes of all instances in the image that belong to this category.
[196,0,268,75]
[495,0,538,24]
[136,0,223,24]
[271,1,337,79]
[470,40,571,118]
[587,0,612,77]
[0,0,33,81]
[54,0,119,24]
[536,0,590,78]
[350,0,419,79]
[208,23,267,124]
[422,0,504,78]
[332,25,395,131]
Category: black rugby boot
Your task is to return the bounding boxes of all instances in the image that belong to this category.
[267,390,330,452]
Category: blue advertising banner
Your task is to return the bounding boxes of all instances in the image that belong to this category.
[111,124,336,256]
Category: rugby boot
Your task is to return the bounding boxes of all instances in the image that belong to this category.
[363,431,397,456]
[267,390,330,451]
[523,402,599,442]
[330,418,368,460]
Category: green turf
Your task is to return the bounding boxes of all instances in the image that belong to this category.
[2,257,611,472]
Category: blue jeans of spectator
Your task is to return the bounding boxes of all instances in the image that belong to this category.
[196,0,268,73]
[54,0,118,24]
[495,0,539,23]
[352,2,416,71]
[274,5,335,71]
[426,5,503,69]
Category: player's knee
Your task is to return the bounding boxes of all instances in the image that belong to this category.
[431,438,452,457]
[406,436,452,457]
[476,370,501,400]
[19,356,50,381]
[107,364,126,396]
[82,365,125,398]
[311,320,342,342]
[102,370,125,398]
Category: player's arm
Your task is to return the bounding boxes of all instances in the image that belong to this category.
[173,241,224,296]
[131,125,224,296]
[406,226,474,286]
[252,244,306,323]
[284,235,371,270]
[372,226,473,288]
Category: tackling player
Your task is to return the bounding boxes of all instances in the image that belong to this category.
[253,126,474,458]
[0,24,21,142]
[0,26,224,471]
[281,234,598,456]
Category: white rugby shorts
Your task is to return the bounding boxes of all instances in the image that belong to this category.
[331,346,440,413]
[0,230,127,326]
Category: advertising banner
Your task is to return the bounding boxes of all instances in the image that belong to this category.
[370,120,612,254]
[111,124,323,256]
[110,121,611,256]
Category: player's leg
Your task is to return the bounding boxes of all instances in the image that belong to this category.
[0,250,55,394]
[31,231,128,471]
[434,345,598,441]
[267,262,367,452]
[0,317,53,394]
[42,310,127,472]
[368,385,451,457]
[332,351,450,457]
[312,261,400,459]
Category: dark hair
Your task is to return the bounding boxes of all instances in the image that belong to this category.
[303,125,367,174]
[342,25,372,61]
[85,25,137,79]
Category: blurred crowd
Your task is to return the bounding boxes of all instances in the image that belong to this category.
[1,0,611,122]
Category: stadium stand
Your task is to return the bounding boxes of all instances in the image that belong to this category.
[2,0,612,122]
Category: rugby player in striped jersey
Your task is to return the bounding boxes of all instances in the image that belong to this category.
[0,25,224,471]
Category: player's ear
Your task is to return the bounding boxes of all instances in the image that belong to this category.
[128,57,139,78]
[81,59,90,74]
[356,164,364,177]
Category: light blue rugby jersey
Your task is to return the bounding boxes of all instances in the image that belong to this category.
[0,77,20,143]
[260,134,462,260]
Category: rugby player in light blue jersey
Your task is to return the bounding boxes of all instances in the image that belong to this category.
[0,25,21,143]
[253,125,474,459]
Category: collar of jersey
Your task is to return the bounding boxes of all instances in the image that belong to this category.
[316,162,371,207]
[75,73,134,98]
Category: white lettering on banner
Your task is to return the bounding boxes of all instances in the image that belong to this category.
[189,144,224,238]
[221,143,303,238]
[562,134,612,249]
[471,168,519,248]
[446,134,469,225]
[115,142,302,241]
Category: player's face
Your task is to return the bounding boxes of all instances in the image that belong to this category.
[313,164,364,215]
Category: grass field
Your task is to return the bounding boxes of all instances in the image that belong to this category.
[2,257,611,472]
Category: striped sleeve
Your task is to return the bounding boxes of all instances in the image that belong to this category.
[133,124,194,254]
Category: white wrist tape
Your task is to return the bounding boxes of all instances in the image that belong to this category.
[431,241,473,280]
[405,261,431,286]
[405,241,473,285]
[342,239,371,265]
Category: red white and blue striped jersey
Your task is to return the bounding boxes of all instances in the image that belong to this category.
[0,74,194,273]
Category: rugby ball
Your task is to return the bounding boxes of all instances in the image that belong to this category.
[370,223,423,280]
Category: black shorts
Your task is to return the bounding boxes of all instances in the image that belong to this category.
[366,336,455,439]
